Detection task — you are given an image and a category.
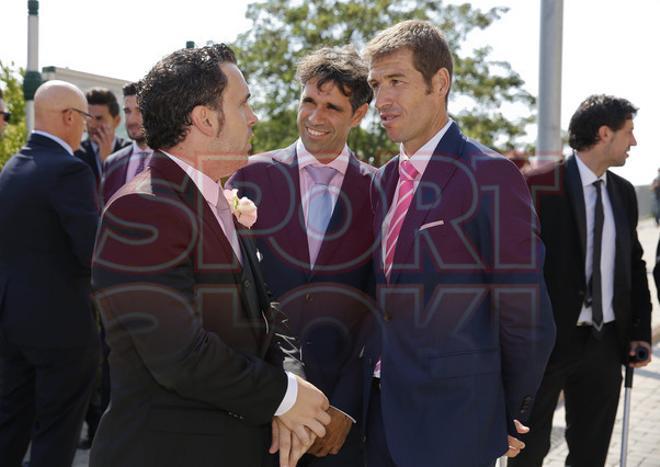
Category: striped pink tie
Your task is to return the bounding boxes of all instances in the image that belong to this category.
[383,160,418,280]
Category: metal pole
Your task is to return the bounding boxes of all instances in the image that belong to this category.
[24,0,41,134]
[620,366,634,467]
[532,0,564,167]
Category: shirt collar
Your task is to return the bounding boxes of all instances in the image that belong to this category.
[399,118,453,177]
[161,150,224,209]
[295,139,350,176]
[575,152,608,187]
[32,130,74,156]
[131,141,153,156]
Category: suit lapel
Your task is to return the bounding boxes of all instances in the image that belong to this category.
[149,152,271,343]
[565,155,587,266]
[269,145,312,272]
[312,153,369,274]
[389,122,463,283]
[605,173,629,314]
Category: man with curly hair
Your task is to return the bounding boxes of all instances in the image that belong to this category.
[90,44,331,467]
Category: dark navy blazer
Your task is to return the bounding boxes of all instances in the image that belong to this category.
[0,133,100,348]
[364,122,556,466]
[230,144,378,421]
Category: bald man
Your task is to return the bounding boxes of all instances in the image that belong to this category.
[0,80,101,467]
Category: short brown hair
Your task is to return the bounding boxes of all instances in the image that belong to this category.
[296,46,373,112]
[364,20,453,96]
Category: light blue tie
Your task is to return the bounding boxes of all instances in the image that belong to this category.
[305,164,337,243]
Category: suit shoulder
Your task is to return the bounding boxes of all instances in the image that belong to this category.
[105,145,133,165]
[607,169,634,191]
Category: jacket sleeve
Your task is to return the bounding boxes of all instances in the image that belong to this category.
[487,159,556,435]
[51,160,99,270]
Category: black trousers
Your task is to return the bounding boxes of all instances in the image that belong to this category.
[0,338,99,467]
[83,321,110,440]
[509,323,622,467]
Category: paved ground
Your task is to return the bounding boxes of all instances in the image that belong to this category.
[68,221,660,467]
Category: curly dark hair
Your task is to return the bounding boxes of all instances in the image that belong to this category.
[296,46,373,112]
[86,88,120,117]
[122,82,138,97]
[138,44,237,150]
[568,95,638,151]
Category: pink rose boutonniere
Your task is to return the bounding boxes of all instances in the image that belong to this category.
[223,188,258,228]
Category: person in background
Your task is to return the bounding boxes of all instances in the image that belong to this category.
[101,82,153,205]
[511,95,652,467]
[0,80,100,467]
[75,87,130,186]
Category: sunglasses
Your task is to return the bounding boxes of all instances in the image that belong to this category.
[1,111,10,123]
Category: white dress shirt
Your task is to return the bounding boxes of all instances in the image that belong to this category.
[575,154,616,325]
[296,139,350,268]
[381,119,453,266]
[162,151,298,416]
[32,130,74,156]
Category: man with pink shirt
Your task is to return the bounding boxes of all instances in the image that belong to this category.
[90,44,331,467]
[229,45,376,466]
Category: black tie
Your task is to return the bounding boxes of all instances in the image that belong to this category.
[590,180,604,334]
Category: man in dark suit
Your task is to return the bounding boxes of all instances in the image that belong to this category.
[89,44,331,467]
[101,82,153,205]
[75,87,130,186]
[510,95,653,467]
[229,46,376,466]
[361,20,556,466]
[0,80,100,467]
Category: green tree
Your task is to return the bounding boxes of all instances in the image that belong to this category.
[0,62,27,168]
[233,0,534,165]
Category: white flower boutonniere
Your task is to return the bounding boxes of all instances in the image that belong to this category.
[223,188,258,228]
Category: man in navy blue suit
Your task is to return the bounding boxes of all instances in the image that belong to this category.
[362,20,556,466]
[0,80,101,467]
[229,46,376,466]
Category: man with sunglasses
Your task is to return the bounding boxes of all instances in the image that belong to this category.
[0,88,9,138]
[0,80,101,467]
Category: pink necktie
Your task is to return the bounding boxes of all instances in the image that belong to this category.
[383,160,418,280]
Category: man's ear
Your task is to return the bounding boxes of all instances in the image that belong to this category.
[597,125,612,142]
[112,114,121,130]
[350,103,369,128]
[433,68,451,100]
[190,105,216,137]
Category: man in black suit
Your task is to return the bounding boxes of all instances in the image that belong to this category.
[229,46,376,466]
[75,87,130,186]
[101,82,153,205]
[90,44,331,467]
[510,95,653,467]
[0,80,101,467]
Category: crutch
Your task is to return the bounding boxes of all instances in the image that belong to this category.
[620,345,650,467]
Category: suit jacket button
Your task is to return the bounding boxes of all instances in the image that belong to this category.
[243,279,251,288]
[384,312,392,322]
[305,293,312,302]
